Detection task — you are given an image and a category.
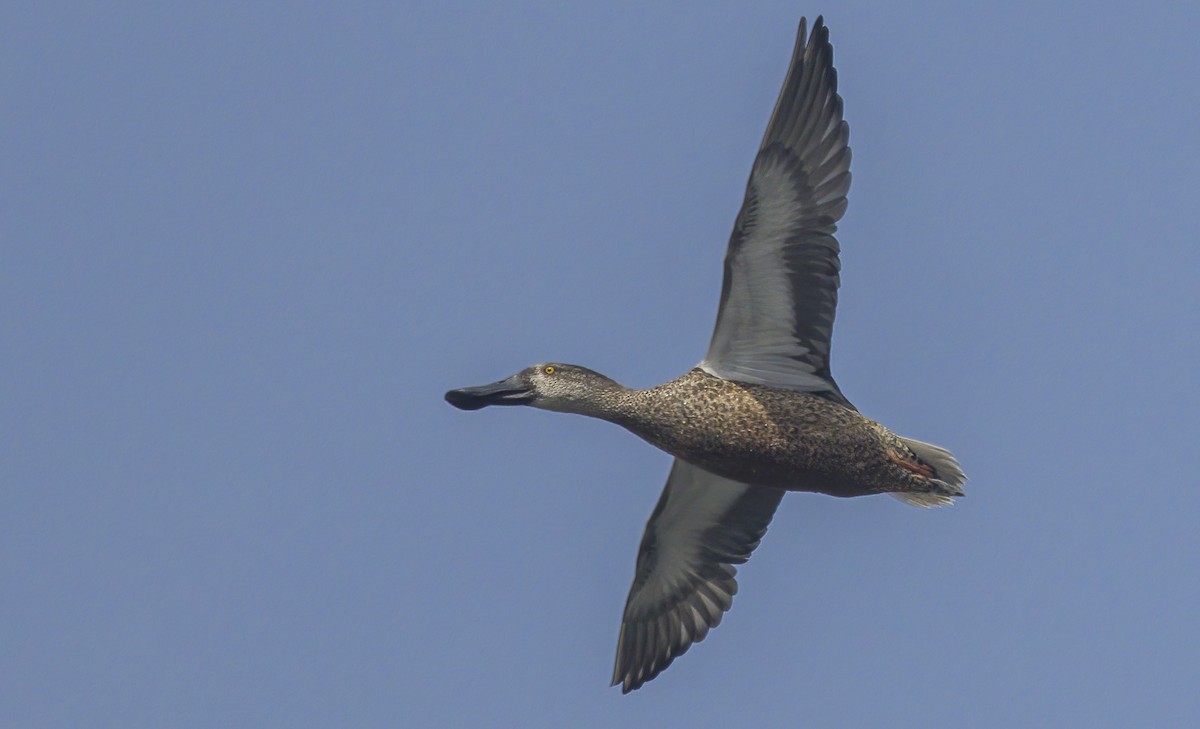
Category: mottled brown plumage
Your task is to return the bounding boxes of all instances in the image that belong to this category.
[612,369,953,499]
[530,367,960,499]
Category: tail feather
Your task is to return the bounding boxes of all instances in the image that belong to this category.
[892,436,967,509]
[893,491,956,508]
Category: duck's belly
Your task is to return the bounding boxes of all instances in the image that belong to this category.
[625,373,894,497]
[662,416,889,497]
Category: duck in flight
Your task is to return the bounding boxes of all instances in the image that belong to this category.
[445,16,966,693]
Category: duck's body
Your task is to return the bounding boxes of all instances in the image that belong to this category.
[563,368,960,501]
[445,17,967,693]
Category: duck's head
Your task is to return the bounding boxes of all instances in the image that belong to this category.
[445,363,624,414]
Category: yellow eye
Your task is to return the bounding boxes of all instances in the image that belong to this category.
[543,366,556,375]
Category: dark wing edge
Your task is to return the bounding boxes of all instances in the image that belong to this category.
[611,460,785,693]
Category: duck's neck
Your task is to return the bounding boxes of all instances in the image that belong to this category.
[559,377,672,436]
[532,376,639,424]
[598,369,711,450]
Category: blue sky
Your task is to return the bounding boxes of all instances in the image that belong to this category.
[4,2,1199,726]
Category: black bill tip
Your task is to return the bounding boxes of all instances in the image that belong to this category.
[444,388,489,410]
[444,374,534,410]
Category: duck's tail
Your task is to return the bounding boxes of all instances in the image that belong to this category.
[891,436,967,508]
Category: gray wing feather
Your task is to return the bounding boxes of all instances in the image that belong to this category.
[700,16,854,409]
[612,460,784,693]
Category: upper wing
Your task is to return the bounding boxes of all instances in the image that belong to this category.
[699,17,853,408]
[612,460,784,693]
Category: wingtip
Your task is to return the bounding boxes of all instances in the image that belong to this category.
[814,16,830,47]
[611,667,642,694]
